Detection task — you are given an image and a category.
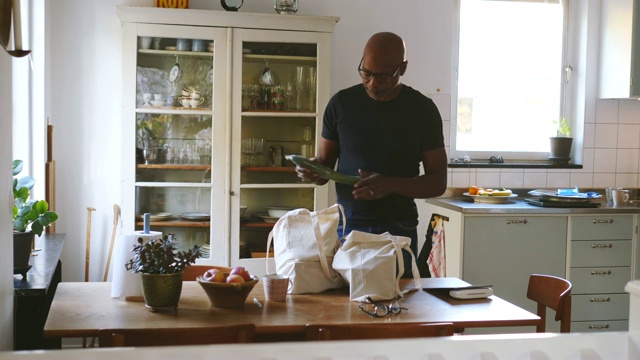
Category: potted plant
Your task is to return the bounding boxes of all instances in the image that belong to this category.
[125,234,201,312]
[549,118,573,160]
[12,159,59,277]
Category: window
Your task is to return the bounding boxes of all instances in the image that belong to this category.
[453,0,568,161]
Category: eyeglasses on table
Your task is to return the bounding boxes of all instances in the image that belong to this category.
[359,296,408,318]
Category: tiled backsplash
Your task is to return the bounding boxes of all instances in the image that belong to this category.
[440,98,640,190]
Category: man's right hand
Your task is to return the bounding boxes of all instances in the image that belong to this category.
[294,158,328,185]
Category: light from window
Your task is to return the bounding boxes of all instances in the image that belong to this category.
[455,0,565,160]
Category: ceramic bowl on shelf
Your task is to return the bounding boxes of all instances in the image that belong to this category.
[150,100,164,107]
[240,205,248,217]
[266,206,294,218]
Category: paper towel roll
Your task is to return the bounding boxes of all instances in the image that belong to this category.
[111,231,162,300]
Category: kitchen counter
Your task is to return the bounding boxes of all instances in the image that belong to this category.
[426,197,640,214]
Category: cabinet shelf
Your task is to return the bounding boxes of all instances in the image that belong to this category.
[136,220,210,228]
[242,222,274,228]
[242,166,295,172]
[243,54,316,63]
[138,49,214,57]
[138,164,211,170]
[136,107,212,115]
[242,110,317,117]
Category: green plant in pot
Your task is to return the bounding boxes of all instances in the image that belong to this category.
[550,118,573,160]
[125,234,201,312]
[13,159,59,277]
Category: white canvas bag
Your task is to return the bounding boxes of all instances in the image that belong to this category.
[332,230,422,301]
[266,204,346,294]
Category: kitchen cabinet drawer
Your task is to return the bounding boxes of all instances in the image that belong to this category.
[571,215,633,240]
[569,267,631,294]
[572,293,629,321]
[570,239,631,267]
[571,320,628,333]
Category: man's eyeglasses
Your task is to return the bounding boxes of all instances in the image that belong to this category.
[358,296,407,317]
[357,58,406,83]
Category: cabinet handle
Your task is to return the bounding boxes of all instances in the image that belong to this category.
[589,297,611,302]
[592,219,614,224]
[591,243,613,249]
[505,219,527,225]
[590,270,612,275]
[229,191,235,196]
[588,324,610,329]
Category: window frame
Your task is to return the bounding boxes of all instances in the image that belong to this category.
[450,0,574,163]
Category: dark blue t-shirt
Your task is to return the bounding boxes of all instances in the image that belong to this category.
[322,84,444,224]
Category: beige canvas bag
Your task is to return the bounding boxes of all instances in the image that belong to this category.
[332,230,422,301]
[266,204,346,294]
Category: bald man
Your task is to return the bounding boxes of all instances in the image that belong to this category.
[296,32,448,277]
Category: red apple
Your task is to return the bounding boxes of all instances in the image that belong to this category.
[226,274,245,284]
[229,266,252,281]
[202,268,225,283]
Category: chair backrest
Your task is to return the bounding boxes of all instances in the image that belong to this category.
[526,274,572,333]
[305,322,455,341]
[182,265,232,281]
[98,324,255,347]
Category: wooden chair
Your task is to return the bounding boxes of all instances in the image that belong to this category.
[526,274,572,333]
[182,265,231,281]
[98,324,255,347]
[305,322,455,341]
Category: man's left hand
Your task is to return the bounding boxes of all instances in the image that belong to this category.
[353,169,391,200]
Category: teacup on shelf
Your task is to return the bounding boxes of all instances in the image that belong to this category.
[189,98,205,108]
[180,97,191,107]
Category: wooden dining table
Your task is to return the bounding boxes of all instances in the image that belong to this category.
[43,277,541,342]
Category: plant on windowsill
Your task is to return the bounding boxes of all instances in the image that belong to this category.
[549,118,573,160]
[12,159,59,277]
[125,234,201,312]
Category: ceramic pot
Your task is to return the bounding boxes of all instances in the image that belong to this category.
[140,272,183,312]
[549,137,573,159]
[13,231,33,277]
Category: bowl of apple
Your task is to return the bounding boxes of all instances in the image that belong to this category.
[196,266,259,308]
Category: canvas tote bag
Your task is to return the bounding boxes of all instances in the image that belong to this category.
[332,230,422,301]
[266,204,346,294]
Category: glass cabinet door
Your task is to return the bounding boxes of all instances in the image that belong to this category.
[123,24,228,264]
[230,29,331,272]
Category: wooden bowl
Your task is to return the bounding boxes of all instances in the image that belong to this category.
[196,275,259,308]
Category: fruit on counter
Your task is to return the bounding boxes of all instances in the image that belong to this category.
[470,186,513,196]
[202,268,226,283]
[478,188,512,196]
[229,266,252,281]
[226,274,246,284]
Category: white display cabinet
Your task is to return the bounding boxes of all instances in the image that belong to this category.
[118,6,338,275]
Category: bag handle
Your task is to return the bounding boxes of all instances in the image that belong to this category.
[310,204,345,281]
[389,235,422,297]
[266,230,275,274]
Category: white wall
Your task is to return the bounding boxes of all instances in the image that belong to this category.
[45,0,638,283]
[1,48,14,350]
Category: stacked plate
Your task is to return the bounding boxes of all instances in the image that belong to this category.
[179,212,210,221]
[526,189,601,208]
[463,193,517,204]
[200,243,211,258]
[135,212,172,221]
